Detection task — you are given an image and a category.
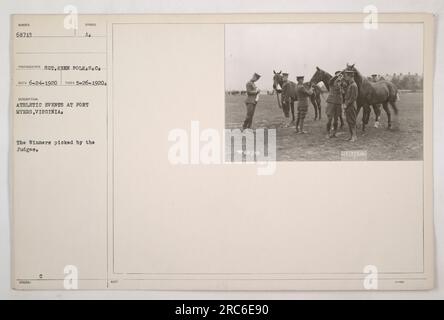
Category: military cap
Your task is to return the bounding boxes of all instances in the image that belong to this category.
[344,70,355,76]
[371,74,377,77]
[282,72,289,77]
[335,71,342,75]
[253,72,261,78]
[296,76,304,80]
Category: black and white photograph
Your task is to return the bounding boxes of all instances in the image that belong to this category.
[225,23,424,161]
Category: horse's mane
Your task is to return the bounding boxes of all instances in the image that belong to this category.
[311,67,333,90]
[322,69,333,80]
[321,69,333,91]
[352,68,365,88]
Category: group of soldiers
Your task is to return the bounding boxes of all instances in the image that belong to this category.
[243,70,360,142]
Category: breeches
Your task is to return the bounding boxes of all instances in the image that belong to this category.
[243,103,256,129]
[345,104,357,127]
[326,103,341,118]
[297,105,308,119]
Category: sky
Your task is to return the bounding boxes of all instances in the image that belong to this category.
[225,23,423,91]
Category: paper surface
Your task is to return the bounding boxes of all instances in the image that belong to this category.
[10,13,434,290]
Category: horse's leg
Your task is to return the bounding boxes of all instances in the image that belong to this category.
[356,104,362,130]
[373,104,381,128]
[318,95,322,120]
[311,96,318,120]
[362,105,371,132]
[382,102,391,129]
[339,107,344,129]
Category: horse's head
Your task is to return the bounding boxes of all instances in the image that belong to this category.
[310,66,326,85]
[272,70,283,89]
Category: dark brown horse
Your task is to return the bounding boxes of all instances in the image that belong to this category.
[344,64,399,131]
[273,71,322,124]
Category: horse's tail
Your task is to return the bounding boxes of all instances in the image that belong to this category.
[386,81,398,103]
[385,81,399,115]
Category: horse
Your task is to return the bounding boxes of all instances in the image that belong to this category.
[309,67,345,128]
[310,66,388,129]
[273,71,322,124]
[344,64,399,131]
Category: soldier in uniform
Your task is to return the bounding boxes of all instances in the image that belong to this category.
[371,74,378,82]
[295,75,313,134]
[280,73,292,119]
[343,70,358,142]
[281,73,296,125]
[325,71,344,138]
[242,72,261,130]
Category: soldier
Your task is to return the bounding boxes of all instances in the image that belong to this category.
[280,73,293,123]
[325,71,344,138]
[242,72,261,130]
[295,75,313,134]
[371,74,378,82]
[343,70,358,142]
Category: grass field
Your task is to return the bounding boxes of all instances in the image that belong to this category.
[225,92,423,161]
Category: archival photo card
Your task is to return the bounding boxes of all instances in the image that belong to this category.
[11,13,434,291]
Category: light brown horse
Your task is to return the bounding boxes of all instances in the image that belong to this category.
[344,64,399,131]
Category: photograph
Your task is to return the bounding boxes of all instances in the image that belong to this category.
[225,23,424,161]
